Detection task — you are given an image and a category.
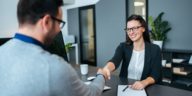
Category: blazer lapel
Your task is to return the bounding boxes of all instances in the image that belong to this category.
[141,42,151,79]
[122,44,133,77]
[126,44,133,67]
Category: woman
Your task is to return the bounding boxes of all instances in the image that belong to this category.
[103,14,162,90]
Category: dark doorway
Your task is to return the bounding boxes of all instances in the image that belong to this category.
[79,5,97,66]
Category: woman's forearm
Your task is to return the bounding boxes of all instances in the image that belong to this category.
[102,62,116,80]
[141,77,155,87]
[104,62,116,72]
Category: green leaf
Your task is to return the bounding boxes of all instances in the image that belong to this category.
[148,12,171,41]
[65,43,73,53]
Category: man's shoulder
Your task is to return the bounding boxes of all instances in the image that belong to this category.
[41,49,71,68]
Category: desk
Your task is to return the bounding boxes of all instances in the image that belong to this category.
[72,65,192,96]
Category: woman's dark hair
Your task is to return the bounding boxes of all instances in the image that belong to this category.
[17,0,64,25]
[126,14,151,45]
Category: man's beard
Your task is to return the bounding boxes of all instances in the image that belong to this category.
[44,37,54,46]
[44,30,58,46]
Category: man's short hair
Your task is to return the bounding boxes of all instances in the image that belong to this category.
[17,0,64,25]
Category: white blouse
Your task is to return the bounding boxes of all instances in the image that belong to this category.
[128,49,145,80]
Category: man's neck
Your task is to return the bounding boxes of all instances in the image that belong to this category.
[18,26,45,44]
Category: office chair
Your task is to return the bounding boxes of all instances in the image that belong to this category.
[0,38,11,46]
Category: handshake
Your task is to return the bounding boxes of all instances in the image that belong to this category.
[97,67,111,80]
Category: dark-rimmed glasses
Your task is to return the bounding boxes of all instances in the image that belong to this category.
[124,26,142,33]
[51,16,66,29]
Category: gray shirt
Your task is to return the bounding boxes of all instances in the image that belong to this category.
[0,39,105,96]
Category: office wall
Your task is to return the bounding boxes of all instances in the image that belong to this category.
[0,0,18,38]
[67,0,126,67]
[63,0,99,35]
[67,8,80,64]
[149,0,192,51]
[95,0,125,67]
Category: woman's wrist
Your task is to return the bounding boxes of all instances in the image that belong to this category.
[104,66,110,71]
[141,77,155,87]
[104,62,115,72]
[141,80,149,87]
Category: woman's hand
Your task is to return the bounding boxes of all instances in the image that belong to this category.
[130,81,147,90]
[103,67,111,80]
[131,77,155,90]
[102,62,116,80]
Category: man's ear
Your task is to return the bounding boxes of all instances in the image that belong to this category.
[41,15,52,33]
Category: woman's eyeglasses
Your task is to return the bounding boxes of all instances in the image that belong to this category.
[124,26,142,33]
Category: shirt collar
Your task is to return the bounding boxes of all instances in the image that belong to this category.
[14,33,45,49]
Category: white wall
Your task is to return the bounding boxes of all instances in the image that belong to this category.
[63,0,99,36]
[0,0,99,38]
[0,0,18,38]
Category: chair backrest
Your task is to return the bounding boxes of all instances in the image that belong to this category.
[0,38,11,46]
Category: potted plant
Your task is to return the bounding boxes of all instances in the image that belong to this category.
[65,43,73,59]
[148,12,171,49]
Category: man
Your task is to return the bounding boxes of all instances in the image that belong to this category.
[0,0,107,96]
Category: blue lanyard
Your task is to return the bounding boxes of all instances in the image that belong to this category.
[14,33,45,49]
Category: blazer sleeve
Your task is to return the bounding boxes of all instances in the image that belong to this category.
[150,45,162,83]
[108,43,124,70]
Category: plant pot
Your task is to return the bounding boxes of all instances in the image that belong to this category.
[153,40,163,49]
[67,52,70,61]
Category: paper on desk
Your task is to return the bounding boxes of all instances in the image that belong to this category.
[118,85,147,96]
[84,81,111,91]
